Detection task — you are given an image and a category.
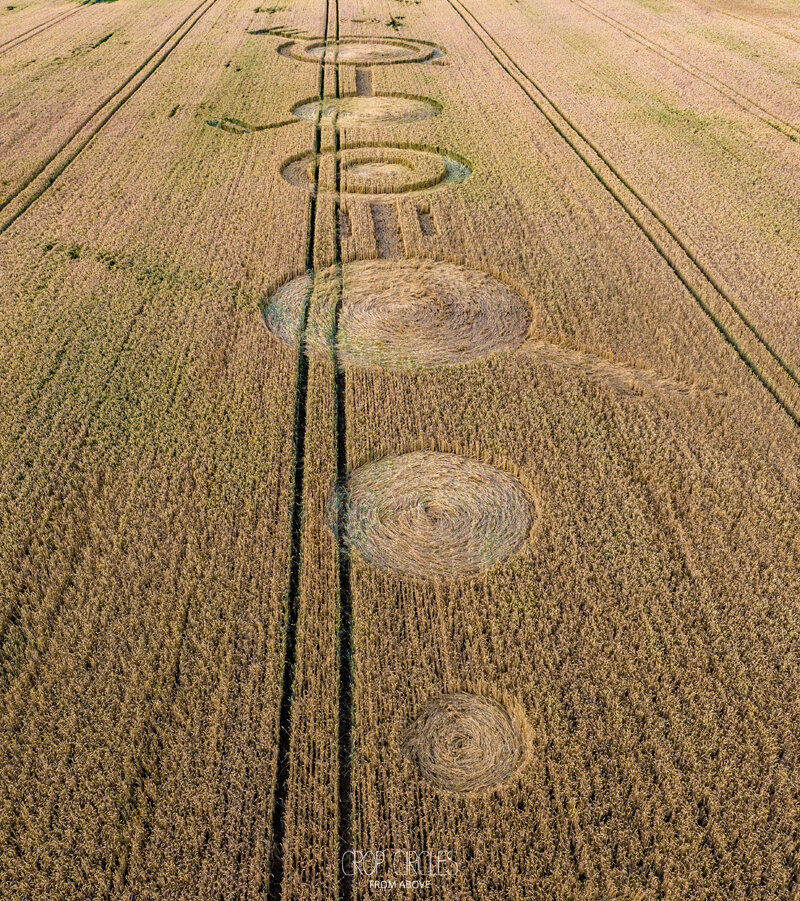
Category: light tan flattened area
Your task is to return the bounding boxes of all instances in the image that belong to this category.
[399,693,528,795]
[263,260,532,369]
[281,146,470,196]
[332,450,534,578]
[288,37,436,65]
[291,95,441,125]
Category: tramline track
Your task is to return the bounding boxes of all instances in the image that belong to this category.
[264,1,330,897]
[327,6,356,901]
[560,0,800,143]
[0,2,86,55]
[445,0,800,431]
[0,0,223,235]
[710,4,800,48]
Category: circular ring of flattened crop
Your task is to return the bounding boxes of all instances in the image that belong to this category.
[291,95,441,126]
[288,37,436,65]
[332,450,534,578]
[340,149,446,194]
[261,261,532,370]
[280,145,470,197]
[400,693,527,795]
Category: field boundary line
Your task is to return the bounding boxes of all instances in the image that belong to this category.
[0,0,222,235]
[446,0,800,429]
[264,0,330,896]
[562,0,799,143]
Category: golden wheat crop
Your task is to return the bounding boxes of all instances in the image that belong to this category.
[1,0,799,897]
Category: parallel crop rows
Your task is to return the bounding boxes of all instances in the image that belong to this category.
[447,0,800,430]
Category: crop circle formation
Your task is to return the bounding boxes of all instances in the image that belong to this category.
[400,693,527,794]
[291,95,441,126]
[263,260,532,369]
[281,146,470,196]
[332,450,534,578]
[286,37,437,65]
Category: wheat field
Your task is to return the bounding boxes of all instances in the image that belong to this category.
[1,0,798,898]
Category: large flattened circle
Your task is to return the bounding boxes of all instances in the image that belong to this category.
[334,450,534,578]
[291,95,441,126]
[281,146,469,197]
[400,693,527,795]
[288,37,437,65]
[262,261,532,369]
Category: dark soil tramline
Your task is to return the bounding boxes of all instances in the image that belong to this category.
[265,6,536,899]
[266,3,330,897]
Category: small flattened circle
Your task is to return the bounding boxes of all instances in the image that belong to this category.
[400,693,527,794]
[291,95,441,126]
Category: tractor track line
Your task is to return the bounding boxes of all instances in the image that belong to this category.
[0,3,87,54]
[563,0,799,143]
[264,0,330,897]
[0,0,211,212]
[710,5,800,48]
[446,0,800,430]
[328,8,355,901]
[0,0,221,236]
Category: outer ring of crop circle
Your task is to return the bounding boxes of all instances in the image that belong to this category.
[278,35,445,65]
[279,142,472,197]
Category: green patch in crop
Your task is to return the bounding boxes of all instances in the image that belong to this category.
[650,102,714,133]
[689,26,762,60]
[67,243,82,259]
[635,0,671,12]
